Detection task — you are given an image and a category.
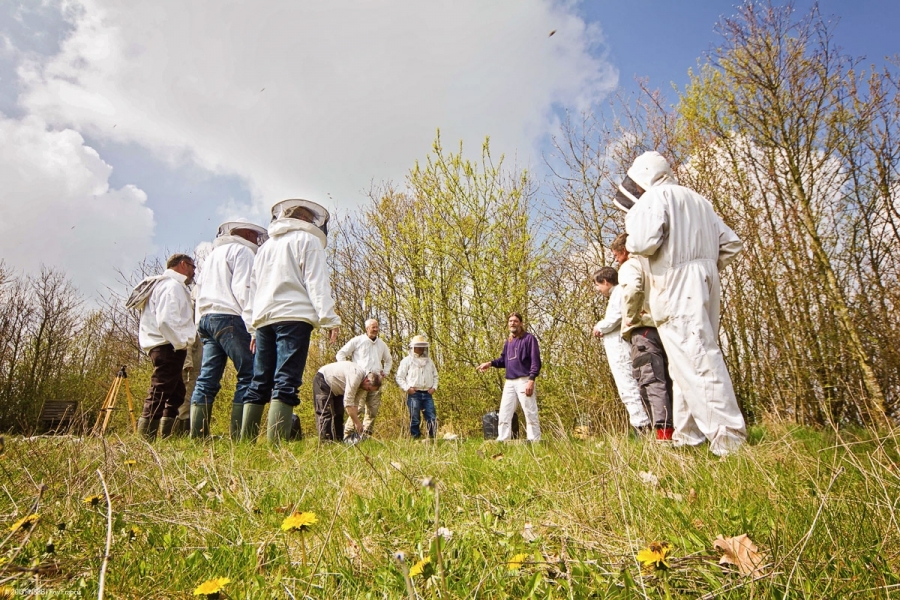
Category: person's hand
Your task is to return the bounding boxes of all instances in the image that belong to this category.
[354,417,364,434]
[249,338,256,354]
[427,387,436,394]
[592,326,603,338]
[407,387,416,395]
[524,381,535,397]
[328,328,339,344]
[476,362,491,372]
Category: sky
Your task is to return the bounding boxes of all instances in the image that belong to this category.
[0,0,897,298]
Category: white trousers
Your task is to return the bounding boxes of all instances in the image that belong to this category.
[654,261,746,455]
[498,377,541,441]
[603,334,650,428]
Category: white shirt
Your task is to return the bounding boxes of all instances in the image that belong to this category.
[195,236,257,330]
[248,219,341,334]
[138,269,196,351]
[319,362,368,407]
[337,334,392,375]
[593,285,623,336]
[395,353,438,391]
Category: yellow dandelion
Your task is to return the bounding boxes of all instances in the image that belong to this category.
[280,511,317,532]
[409,556,434,578]
[0,586,15,600]
[84,494,104,507]
[193,577,230,596]
[636,541,672,570]
[127,525,142,541]
[508,553,529,571]
[124,459,136,467]
[9,514,39,533]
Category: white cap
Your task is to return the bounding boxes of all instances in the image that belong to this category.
[409,334,429,348]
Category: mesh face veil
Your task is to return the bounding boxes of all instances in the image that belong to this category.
[216,219,268,245]
[613,176,645,212]
[270,199,330,235]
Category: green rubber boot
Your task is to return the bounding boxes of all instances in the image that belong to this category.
[267,400,294,445]
[230,403,244,441]
[241,404,265,442]
[159,417,176,439]
[137,418,160,441]
[171,417,189,436]
[190,404,212,438]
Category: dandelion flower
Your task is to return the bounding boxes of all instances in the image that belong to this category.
[508,553,529,571]
[393,550,407,563]
[280,511,317,532]
[9,514,39,533]
[193,577,230,597]
[84,494,104,507]
[409,556,433,578]
[127,525,142,541]
[636,541,672,570]
[0,586,15,600]
[124,460,136,467]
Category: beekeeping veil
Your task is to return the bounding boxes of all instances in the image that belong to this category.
[216,218,269,246]
[270,199,330,236]
[613,151,677,212]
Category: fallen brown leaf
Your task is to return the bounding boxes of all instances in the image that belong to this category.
[713,533,765,576]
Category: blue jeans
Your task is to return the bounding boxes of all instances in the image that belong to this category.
[243,321,313,408]
[191,314,254,407]
[407,391,437,438]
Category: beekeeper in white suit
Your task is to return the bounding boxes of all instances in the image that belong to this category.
[618,151,745,455]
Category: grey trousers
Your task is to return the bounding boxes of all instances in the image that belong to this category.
[630,327,674,429]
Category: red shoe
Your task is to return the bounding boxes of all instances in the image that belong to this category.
[656,427,674,441]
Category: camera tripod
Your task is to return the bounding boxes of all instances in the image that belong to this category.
[92,366,137,436]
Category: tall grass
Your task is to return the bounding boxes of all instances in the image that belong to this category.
[1,424,898,597]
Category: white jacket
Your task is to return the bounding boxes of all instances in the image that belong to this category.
[138,269,196,351]
[337,334,392,375]
[319,362,368,407]
[625,184,742,326]
[593,284,624,336]
[195,236,257,329]
[395,353,439,392]
[248,219,341,334]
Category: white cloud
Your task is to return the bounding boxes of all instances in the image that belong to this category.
[17,0,617,213]
[0,113,155,296]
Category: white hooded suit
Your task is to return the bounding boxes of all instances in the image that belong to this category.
[624,152,746,455]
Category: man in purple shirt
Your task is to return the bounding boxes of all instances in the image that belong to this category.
[477,312,542,441]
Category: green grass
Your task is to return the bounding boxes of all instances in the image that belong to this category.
[1,425,899,598]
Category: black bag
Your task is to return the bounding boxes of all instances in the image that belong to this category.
[482,411,520,439]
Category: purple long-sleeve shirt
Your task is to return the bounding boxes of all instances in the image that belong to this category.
[490,332,542,380]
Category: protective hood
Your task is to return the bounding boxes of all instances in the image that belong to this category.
[267,217,328,248]
[212,235,261,254]
[270,199,330,236]
[626,151,677,192]
[217,218,268,245]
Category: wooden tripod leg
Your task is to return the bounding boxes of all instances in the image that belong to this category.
[93,377,119,436]
[124,377,137,433]
[99,377,122,436]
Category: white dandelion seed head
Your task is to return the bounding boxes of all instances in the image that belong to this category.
[393,551,406,562]
[436,527,454,540]
[421,477,435,488]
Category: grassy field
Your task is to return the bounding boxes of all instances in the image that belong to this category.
[1,424,899,598]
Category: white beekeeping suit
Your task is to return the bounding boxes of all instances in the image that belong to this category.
[623,151,745,456]
[592,285,651,429]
